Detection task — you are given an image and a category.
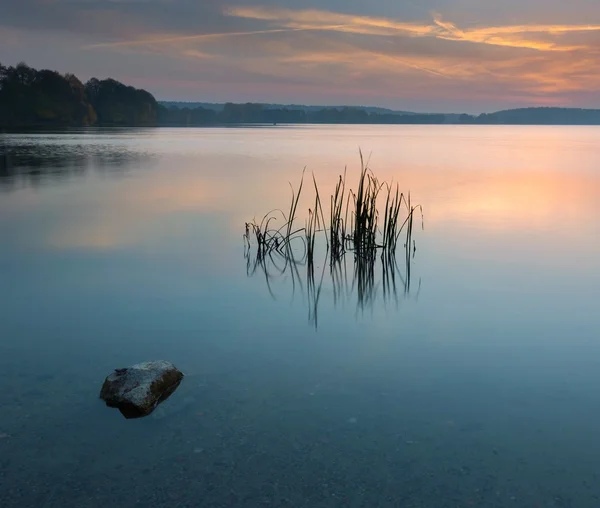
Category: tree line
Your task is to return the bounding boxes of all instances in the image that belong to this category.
[0,62,446,128]
[3,62,600,128]
[0,62,158,128]
[158,102,448,125]
[158,104,600,126]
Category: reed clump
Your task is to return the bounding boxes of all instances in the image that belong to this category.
[244,151,423,265]
[243,152,423,327]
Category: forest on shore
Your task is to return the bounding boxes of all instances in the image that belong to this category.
[2,62,600,128]
[0,62,156,128]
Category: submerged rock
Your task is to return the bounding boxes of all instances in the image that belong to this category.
[99,361,184,419]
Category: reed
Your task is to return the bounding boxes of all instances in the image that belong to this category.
[329,168,348,261]
[243,152,423,267]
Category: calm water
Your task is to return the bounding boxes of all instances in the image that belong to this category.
[1,126,600,507]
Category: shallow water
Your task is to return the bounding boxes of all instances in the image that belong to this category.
[1,125,600,507]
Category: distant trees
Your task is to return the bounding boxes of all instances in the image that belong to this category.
[153,105,600,126]
[156,103,447,126]
[0,62,158,128]
[264,107,306,124]
[4,62,600,128]
[84,78,157,126]
[476,107,600,125]
[157,104,218,126]
[0,62,94,127]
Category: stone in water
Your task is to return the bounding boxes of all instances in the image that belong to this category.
[99,360,184,419]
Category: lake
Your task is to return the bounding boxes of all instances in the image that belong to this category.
[1,125,600,507]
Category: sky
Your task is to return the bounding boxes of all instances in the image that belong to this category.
[1,0,600,113]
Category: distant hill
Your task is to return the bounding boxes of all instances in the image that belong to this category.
[157,102,446,126]
[158,103,600,125]
[159,101,223,112]
[474,107,600,125]
[159,101,419,116]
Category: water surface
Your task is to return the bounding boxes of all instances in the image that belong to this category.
[1,126,600,507]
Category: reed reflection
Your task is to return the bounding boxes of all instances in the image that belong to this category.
[244,155,423,328]
[244,233,420,328]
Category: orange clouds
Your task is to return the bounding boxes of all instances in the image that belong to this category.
[224,6,436,37]
[81,4,600,109]
[227,6,600,52]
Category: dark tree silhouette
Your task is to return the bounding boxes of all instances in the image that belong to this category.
[84,78,158,126]
[0,63,96,127]
[0,62,158,128]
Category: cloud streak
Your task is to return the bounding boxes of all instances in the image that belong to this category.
[84,25,350,49]
[227,6,600,52]
[84,4,600,53]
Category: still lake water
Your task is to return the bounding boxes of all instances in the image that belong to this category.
[1,125,600,507]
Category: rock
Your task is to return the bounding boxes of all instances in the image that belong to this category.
[99,361,184,419]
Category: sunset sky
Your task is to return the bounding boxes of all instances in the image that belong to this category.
[1,0,600,112]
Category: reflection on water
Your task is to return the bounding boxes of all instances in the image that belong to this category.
[244,238,420,328]
[242,158,425,328]
[0,132,155,190]
[1,126,600,508]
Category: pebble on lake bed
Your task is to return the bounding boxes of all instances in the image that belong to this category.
[99,360,184,419]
